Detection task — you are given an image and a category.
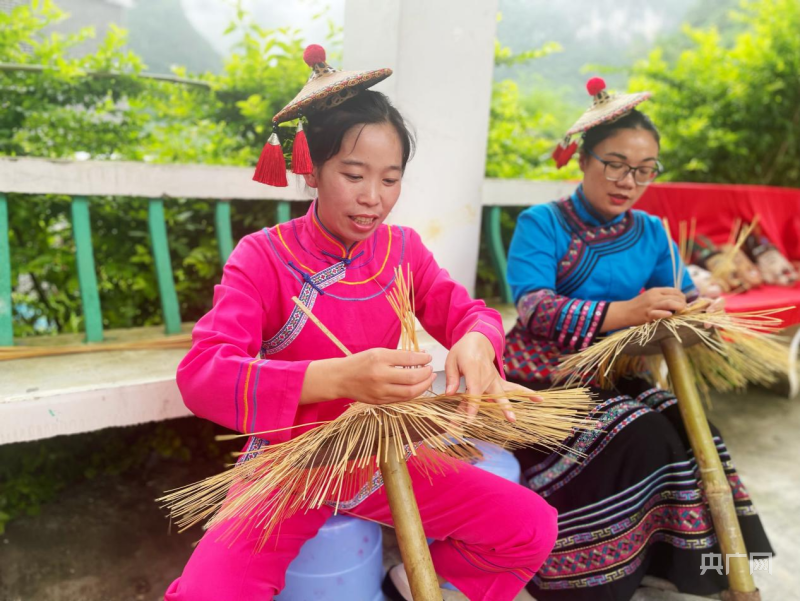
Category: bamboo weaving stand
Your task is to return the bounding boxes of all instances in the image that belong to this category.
[292,296,441,599]
[661,218,759,599]
[379,442,441,600]
[660,336,759,600]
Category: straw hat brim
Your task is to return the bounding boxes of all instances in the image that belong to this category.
[274,67,393,123]
[566,91,651,137]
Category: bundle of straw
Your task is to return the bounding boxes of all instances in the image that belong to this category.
[557,220,792,397]
[708,217,760,292]
[557,300,789,396]
[161,267,596,547]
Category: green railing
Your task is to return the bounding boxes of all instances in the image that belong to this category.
[0,161,570,346]
[480,178,576,306]
[0,157,310,345]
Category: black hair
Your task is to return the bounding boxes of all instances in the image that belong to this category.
[304,90,415,171]
[581,109,661,155]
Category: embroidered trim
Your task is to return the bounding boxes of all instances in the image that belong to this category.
[338,224,393,285]
[236,436,270,464]
[241,359,260,431]
[528,400,651,496]
[261,261,346,355]
[323,442,422,510]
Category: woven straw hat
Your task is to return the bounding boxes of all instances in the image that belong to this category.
[254,44,392,187]
[273,45,392,123]
[552,77,651,169]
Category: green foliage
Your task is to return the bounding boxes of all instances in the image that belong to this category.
[478,38,579,299]
[629,0,800,186]
[486,79,581,181]
[0,1,315,529]
[1,1,314,336]
[0,418,225,535]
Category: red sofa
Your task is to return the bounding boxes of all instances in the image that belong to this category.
[638,183,800,396]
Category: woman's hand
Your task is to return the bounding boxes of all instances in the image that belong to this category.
[603,287,687,331]
[706,297,726,313]
[301,349,435,405]
[627,287,688,323]
[444,332,516,422]
[702,296,726,328]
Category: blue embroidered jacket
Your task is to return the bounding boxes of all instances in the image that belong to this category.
[504,185,696,384]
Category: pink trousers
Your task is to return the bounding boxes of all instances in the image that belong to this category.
[165,458,557,601]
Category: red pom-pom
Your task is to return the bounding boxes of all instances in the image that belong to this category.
[303,44,326,67]
[586,77,606,96]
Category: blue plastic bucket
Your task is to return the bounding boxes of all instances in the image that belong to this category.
[276,514,383,601]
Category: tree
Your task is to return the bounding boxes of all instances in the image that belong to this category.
[0,1,314,336]
[478,37,580,299]
[629,0,800,187]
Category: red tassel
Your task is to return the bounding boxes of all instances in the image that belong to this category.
[291,121,313,175]
[553,140,578,169]
[253,130,288,187]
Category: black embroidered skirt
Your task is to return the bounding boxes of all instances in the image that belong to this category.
[510,377,772,601]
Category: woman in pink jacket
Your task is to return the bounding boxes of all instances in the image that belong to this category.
[164,46,557,601]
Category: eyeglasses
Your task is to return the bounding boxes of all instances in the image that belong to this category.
[587,149,663,186]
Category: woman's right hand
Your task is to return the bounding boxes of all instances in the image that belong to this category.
[603,287,687,331]
[625,287,687,325]
[299,348,434,406]
[302,349,435,405]
[335,348,436,404]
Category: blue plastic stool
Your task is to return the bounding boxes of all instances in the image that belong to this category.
[275,514,383,601]
[471,440,522,483]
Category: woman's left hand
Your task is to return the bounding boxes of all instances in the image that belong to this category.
[444,332,520,422]
[707,297,726,313]
[702,296,726,328]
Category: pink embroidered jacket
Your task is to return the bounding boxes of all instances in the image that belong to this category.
[176,201,505,445]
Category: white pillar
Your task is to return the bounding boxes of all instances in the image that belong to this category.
[343,0,498,294]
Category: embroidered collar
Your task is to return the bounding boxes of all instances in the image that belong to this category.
[303,200,366,263]
[571,184,627,228]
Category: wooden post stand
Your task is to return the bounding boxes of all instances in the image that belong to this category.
[660,337,760,601]
[291,297,441,600]
[379,441,441,600]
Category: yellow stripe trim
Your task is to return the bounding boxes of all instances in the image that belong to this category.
[276,223,313,273]
[312,210,346,256]
[348,239,365,259]
[241,359,259,432]
[277,219,394,287]
[339,225,393,285]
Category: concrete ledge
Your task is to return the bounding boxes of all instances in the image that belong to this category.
[1,306,519,445]
[1,325,191,444]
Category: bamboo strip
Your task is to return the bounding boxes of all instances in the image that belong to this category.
[0,334,192,361]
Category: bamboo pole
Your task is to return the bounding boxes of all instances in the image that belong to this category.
[291,296,441,599]
[661,337,760,600]
[379,440,442,600]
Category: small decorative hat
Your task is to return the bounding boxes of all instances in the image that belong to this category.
[254,44,393,187]
[552,77,651,169]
